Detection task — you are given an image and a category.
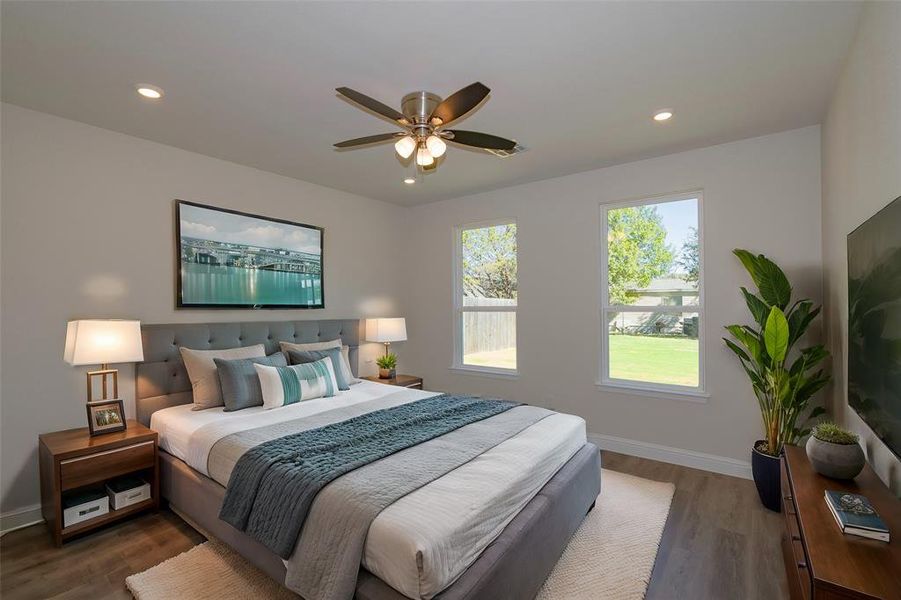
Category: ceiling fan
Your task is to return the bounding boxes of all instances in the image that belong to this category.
[333,82,518,174]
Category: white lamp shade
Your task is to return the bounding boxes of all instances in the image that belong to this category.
[64,320,144,366]
[394,136,417,159]
[365,318,407,343]
[416,146,434,166]
[426,135,447,158]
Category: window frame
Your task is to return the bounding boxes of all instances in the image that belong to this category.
[598,191,707,400]
[451,218,519,378]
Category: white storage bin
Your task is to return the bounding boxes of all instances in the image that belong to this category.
[106,477,150,510]
[63,492,109,527]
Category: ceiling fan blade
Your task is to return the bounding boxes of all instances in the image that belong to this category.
[444,130,516,151]
[336,87,408,125]
[430,82,490,126]
[334,133,402,148]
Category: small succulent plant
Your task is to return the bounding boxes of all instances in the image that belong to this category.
[812,422,859,445]
[376,353,397,370]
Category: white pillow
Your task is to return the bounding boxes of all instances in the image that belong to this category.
[180,344,266,410]
[255,358,339,409]
[279,339,359,384]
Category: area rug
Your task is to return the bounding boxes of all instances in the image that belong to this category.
[126,469,674,600]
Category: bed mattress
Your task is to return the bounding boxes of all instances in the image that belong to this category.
[150,381,586,599]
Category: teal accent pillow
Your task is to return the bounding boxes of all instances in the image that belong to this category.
[255,358,339,409]
[215,353,288,411]
[287,348,350,390]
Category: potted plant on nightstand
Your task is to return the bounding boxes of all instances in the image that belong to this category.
[723,249,830,512]
[377,353,398,379]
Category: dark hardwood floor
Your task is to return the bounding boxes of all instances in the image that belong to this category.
[1,451,787,600]
[602,452,788,600]
[0,510,204,600]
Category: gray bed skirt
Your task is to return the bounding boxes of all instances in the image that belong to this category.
[160,443,601,600]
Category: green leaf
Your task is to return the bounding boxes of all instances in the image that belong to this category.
[789,355,807,377]
[733,249,761,281]
[787,300,811,344]
[734,249,792,309]
[723,338,751,362]
[755,256,792,309]
[800,345,829,366]
[795,372,830,402]
[740,287,770,327]
[728,325,763,363]
[787,301,823,347]
[764,306,789,364]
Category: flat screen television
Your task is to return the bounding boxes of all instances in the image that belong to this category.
[847,196,901,459]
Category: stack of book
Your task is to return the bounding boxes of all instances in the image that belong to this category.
[825,490,890,542]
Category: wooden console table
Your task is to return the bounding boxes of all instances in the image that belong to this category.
[781,445,901,599]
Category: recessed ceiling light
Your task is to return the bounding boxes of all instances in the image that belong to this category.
[653,110,673,122]
[135,84,164,99]
[403,177,416,185]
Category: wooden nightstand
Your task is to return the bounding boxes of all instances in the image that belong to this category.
[39,419,159,546]
[362,374,423,389]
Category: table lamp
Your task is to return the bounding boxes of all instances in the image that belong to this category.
[365,318,407,358]
[64,320,144,403]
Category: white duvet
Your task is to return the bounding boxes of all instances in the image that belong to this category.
[151,381,586,599]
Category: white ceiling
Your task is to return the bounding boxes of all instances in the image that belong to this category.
[2,1,861,206]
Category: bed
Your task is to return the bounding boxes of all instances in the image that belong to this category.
[136,320,600,600]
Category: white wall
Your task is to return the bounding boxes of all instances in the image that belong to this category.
[821,2,901,493]
[0,104,409,516]
[403,127,823,472]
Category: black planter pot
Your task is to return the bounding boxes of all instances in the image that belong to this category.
[751,441,782,512]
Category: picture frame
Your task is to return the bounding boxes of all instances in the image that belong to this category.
[86,399,127,436]
[175,200,325,309]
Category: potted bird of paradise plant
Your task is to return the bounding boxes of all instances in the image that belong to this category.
[723,249,830,511]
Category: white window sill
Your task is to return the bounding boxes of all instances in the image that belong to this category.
[595,381,709,403]
[450,365,520,380]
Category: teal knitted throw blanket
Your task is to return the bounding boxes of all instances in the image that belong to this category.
[219,394,519,558]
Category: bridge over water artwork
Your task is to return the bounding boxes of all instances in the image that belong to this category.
[176,200,324,308]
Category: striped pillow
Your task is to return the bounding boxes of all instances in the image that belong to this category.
[255,358,339,409]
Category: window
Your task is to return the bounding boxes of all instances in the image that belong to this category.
[453,220,517,374]
[600,193,704,395]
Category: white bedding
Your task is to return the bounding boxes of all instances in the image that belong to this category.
[150,381,586,599]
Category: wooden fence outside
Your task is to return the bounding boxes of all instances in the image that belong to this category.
[463,297,516,354]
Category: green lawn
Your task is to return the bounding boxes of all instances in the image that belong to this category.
[609,334,699,387]
[463,334,698,387]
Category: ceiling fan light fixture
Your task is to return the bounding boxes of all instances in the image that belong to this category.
[425,135,447,158]
[334,82,518,177]
[416,145,434,167]
[394,136,416,159]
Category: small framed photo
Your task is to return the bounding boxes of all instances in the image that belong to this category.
[86,399,126,436]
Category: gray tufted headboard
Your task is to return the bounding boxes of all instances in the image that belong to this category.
[135,319,362,426]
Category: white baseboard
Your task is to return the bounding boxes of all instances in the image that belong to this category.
[589,432,752,480]
[0,504,44,537]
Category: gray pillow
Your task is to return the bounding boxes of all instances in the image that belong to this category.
[287,348,350,390]
[215,353,288,411]
[279,340,360,385]
[180,344,266,410]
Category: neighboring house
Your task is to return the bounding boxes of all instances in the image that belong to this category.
[628,277,698,306]
[611,277,699,337]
